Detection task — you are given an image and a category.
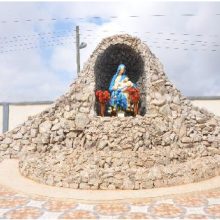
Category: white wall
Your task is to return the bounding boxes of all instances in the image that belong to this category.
[191,100,220,117]
[8,104,52,131]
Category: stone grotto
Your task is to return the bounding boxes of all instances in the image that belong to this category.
[1,34,220,190]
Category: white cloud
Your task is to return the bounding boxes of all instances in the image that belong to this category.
[0,50,70,102]
[0,1,220,102]
[50,44,77,73]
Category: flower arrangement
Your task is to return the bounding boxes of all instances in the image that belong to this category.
[96,90,111,104]
[95,89,140,117]
[96,90,111,116]
[126,88,140,116]
[126,88,140,103]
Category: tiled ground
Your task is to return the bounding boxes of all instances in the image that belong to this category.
[1,183,220,219]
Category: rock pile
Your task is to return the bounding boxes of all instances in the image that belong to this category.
[1,34,220,189]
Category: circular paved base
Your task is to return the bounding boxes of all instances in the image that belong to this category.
[1,159,220,203]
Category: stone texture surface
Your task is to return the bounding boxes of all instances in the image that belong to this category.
[1,34,220,189]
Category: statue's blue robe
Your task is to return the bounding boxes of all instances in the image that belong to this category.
[108,64,136,110]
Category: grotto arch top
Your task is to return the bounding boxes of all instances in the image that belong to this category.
[72,34,177,118]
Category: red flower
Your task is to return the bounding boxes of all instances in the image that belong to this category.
[127,88,140,104]
[96,90,110,104]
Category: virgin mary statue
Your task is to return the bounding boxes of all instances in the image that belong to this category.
[109,64,136,110]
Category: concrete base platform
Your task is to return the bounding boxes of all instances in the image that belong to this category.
[1,159,220,203]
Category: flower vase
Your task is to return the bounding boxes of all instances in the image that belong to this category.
[100,103,105,117]
[134,103,138,116]
[118,112,125,117]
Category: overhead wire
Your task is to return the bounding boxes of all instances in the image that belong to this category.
[0,33,75,46]
[0,28,219,45]
[0,25,219,54]
[1,36,218,54]
[0,36,76,54]
[0,35,75,50]
[81,34,219,50]
[0,30,74,42]
[0,13,220,24]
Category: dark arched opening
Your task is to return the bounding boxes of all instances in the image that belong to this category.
[94,43,146,116]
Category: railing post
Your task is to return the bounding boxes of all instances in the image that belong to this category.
[3,102,9,133]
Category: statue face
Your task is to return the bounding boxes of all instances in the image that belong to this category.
[119,68,124,74]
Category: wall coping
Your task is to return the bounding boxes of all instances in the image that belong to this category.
[0,101,53,105]
[187,96,220,100]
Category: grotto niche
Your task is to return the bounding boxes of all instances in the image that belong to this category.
[94,43,146,116]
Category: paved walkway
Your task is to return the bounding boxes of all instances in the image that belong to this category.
[1,160,220,218]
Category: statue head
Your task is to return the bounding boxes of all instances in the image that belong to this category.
[117,64,126,75]
[123,77,129,82]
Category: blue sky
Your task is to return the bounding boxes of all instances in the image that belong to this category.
[0,1,219,102]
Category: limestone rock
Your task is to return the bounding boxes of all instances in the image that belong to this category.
[179,125,187,138]
[196,114,209,124]
[2,138,12,145]
[152,98,166,107]
[64,110,76,120]
[123,178,135,190]
[51,123,60,131]
[75,113,90,129]
[98,141,108,150]
[79,107,90,114]
[79,183,90,189]
[65,139,73,148]
[0,144,8,150]
[39,121,52,133]
[173,96,180,105]
[182,137,193,143]
[31,129,38,138]
[12,133,23,140]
